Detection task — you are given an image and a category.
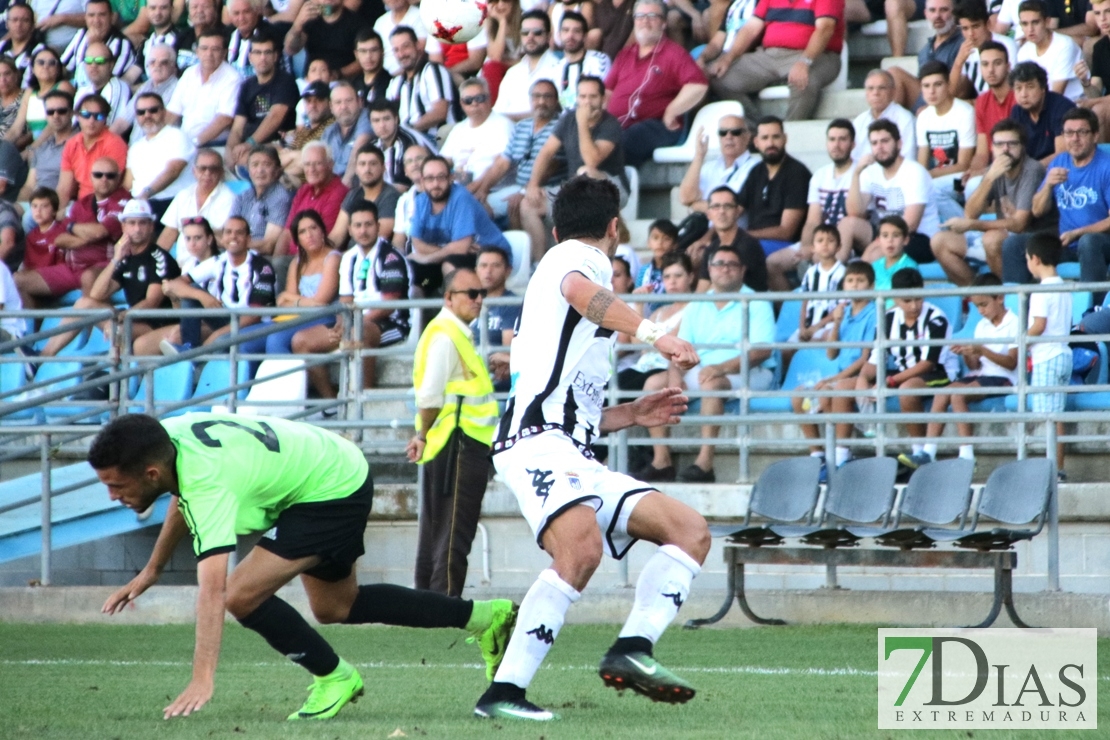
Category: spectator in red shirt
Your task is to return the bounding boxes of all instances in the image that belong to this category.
[14,188,67,308]
[605,0,708,166]
[708,0,845,121]
[56,93,129,213]
[965,41,1015,186]
[277,141,349,255]
[16,158,128,306]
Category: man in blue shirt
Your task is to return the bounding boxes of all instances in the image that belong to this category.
[1027,107,1110,303]
[636,244,776,483]
[1008,61,1073,164]
[410,155,512,294]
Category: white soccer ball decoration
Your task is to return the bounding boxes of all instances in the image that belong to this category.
[420,0,487,45]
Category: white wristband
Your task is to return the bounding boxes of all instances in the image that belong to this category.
[635,319,666,345]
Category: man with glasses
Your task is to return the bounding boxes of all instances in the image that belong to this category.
[678,113,757,214]
[407,266,496,596]
[441,78,514,187]
[493,10,561,121]
[686,185,767,293]
[57,94,128,214]
[226,0,290,77]
[1026,107,1110,297]
[352,28,391,106]
[555,11,611,110]
[850,69,917,163]
[114,43,180,142]
[932,119,1055,285]
[734,115,811,257]
[706,0,842,121]
[167,28,243,147]
[74,42,131,128]
[473,78,565,228]
[410,156,512,293]
[60,0,141,88]
[41,197,180,358]
[369,98,436,190]
[606,0,707,165]
[124,93,193,224]
[641,243,775,483]
[1009,61,1074,165]
[224,29,299,171]
[157,149,237,263]
[393,144,431,255]
[19,90,76,196]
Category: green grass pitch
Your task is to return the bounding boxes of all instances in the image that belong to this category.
[0,623,1106,739]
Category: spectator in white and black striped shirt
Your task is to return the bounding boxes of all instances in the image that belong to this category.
[386,26,457,139]
[61,0,141,88]
[369,97,436,190]
[0,4,47,89]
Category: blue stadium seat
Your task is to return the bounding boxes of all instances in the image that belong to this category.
[927,284,964,334]
[188,359,251,411]
[1057,263,1080,280]
[0,359,38,423]
[750,349,839,413]
[1072,292,1093,326]
[918,262,948,281]
[36,360,107,424]
[32,315,67,353]
[774,291,803,344]
[128,361,196,416]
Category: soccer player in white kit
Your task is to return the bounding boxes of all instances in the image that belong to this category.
[474,176,711,721]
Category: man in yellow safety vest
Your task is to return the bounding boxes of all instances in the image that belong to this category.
[407,266,500,596]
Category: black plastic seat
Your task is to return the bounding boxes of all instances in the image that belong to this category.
[708,457,822,547]
[796,456,899,548]
[952,459,1054,551]
[872,458,975,549]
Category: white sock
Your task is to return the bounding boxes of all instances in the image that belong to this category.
[493,569,579,689]
[810,450,825,458]
[618,544,701,643]
[923,443,937,460]
[835,446,851,467]
[958,445,975,460]
[912,444,924,455]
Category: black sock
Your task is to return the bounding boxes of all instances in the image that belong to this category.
[344,584,472,628]
[479,681,526,703]
[608,636,653,656]
[237,596,339,676]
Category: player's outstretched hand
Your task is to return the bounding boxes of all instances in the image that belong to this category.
[101,566,159,615]
[654,335,699,371]
[630,386,689,428]
[164,678,214,719]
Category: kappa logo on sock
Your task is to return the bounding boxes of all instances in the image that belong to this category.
[662,591,685,608]
[527,624,555,644]
[526,468,554,505]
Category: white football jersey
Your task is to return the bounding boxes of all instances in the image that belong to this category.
[496,239,616,454]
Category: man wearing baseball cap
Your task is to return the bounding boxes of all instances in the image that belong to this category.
[277,80,336,180]
[41,198,182,356]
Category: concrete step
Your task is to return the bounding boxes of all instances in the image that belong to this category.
[377,356,415,387]
[848,20,933,63]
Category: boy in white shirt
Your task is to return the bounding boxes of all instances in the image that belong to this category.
[1025,231,1073,475]
[1016,1,1085,101]
[901,274,1020,468]
[915,60,977,222]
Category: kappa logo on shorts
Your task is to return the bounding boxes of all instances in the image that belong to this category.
[526,468,554,504]
[527,624,555,644]
[566,472,582,491]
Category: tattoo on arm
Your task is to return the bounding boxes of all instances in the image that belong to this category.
[585,289,616,325]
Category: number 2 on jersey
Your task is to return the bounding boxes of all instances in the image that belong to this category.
[190,420,281,452]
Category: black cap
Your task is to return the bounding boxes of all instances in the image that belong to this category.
[301,81,331,100]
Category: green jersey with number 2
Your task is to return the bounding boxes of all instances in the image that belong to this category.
[161,413,370,559]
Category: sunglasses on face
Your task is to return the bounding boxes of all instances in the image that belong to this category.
[461,94,489,105]
[449,288,488,300]
[136,106,163,116]
[83,56,110,65]
[718,127,745,137]
[91,171,118,179]
[78,110,107,121]
[521,28,546,36]
[34,57,59,67]
[195,164,222,173]
[45,107,70,116]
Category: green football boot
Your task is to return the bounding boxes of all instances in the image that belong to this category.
[287,658,364,720]
[598,651,696,704]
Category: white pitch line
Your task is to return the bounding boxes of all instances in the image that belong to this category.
[3,659,1109,681]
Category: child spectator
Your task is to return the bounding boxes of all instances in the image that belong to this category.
[900,274,1020,469]
[871,215,919,292]
[831,267,958,468]
[792,260,877,478]
[14,188,66,308]
[633,218,679,315]
[1025,231,1072,476]
[795,224,846,343]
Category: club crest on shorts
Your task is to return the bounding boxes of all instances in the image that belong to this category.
[566,472,582,491]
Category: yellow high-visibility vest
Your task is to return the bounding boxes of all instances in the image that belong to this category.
[412,312,499,463]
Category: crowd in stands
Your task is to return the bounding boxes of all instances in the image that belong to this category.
[0,0,1109,480]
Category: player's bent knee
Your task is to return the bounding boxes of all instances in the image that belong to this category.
[309,602,351,625]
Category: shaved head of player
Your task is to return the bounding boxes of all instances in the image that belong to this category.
[473,175,710,721]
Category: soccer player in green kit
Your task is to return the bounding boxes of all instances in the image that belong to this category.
[91,412,516,721]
